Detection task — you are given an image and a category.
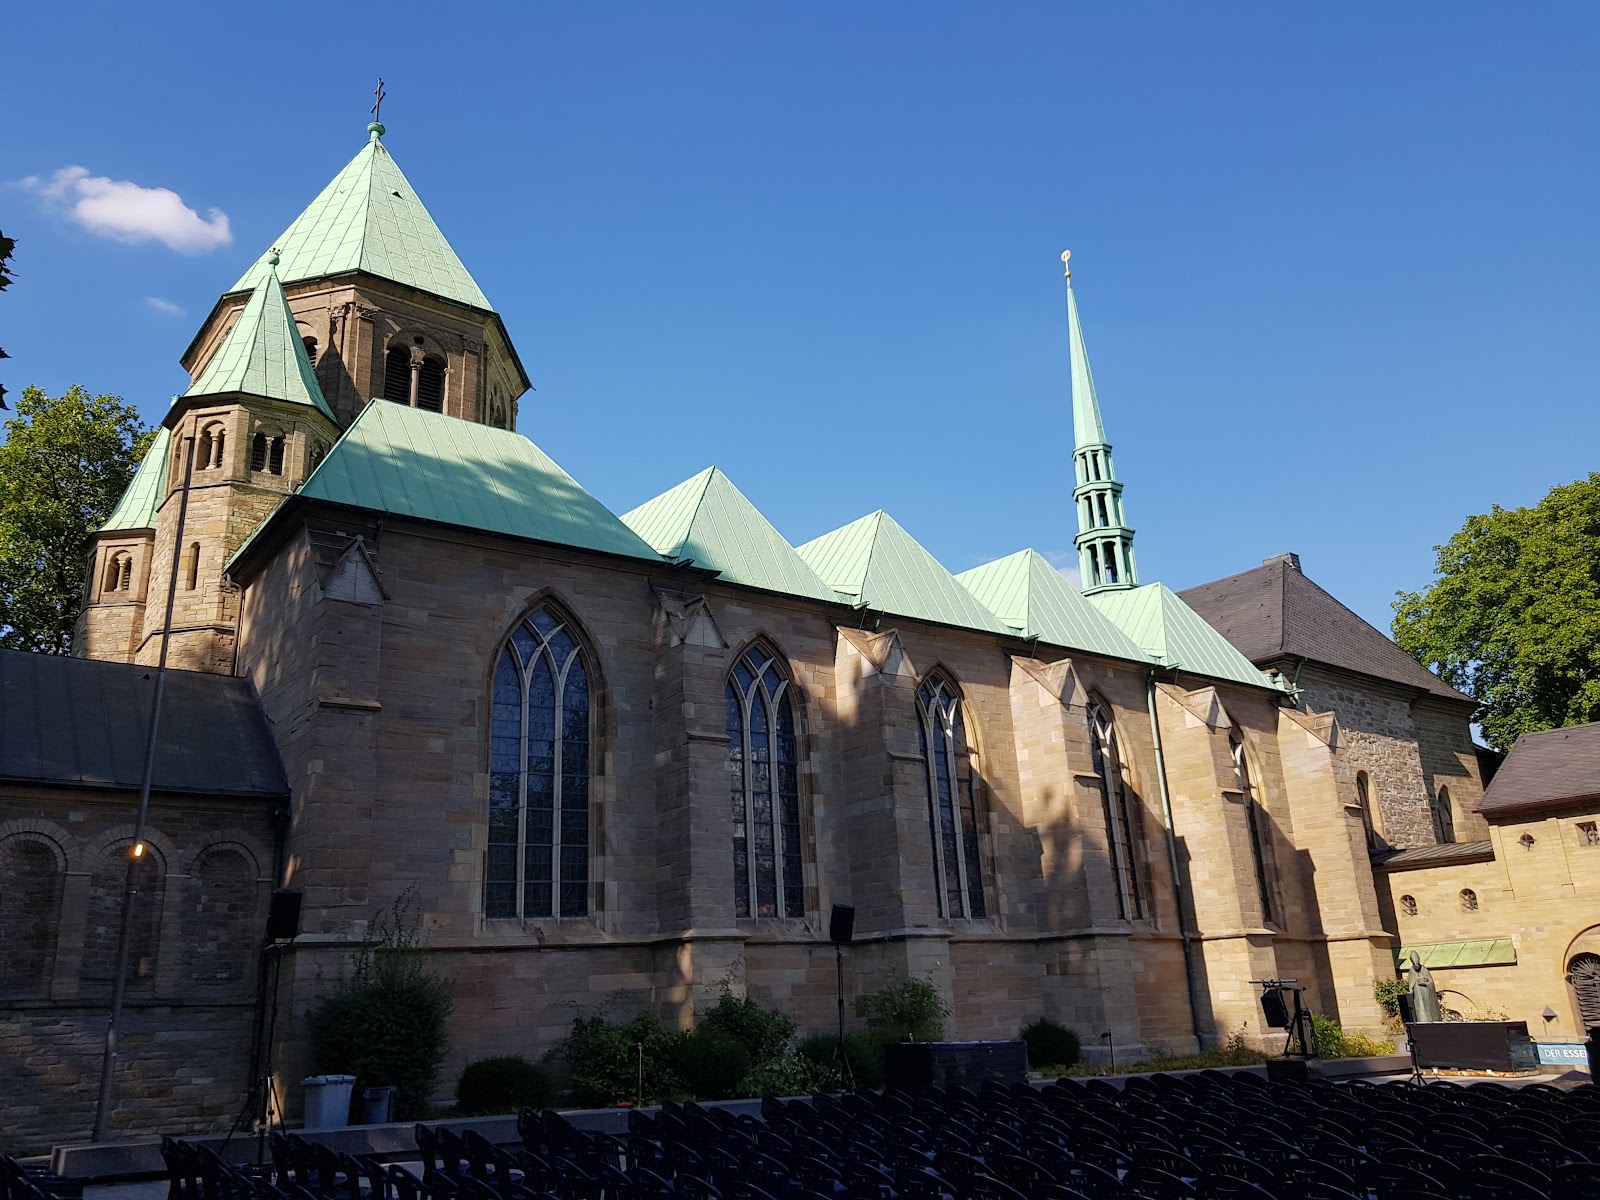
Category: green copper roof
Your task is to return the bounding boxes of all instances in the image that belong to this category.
[795,512,1010,635]
[1089,583,1275,690]
[100,427,171,532]
[229,131,491,312]
[293,400,662,562]
[185,273,335,420]
[1067,280,1106,450]
[621,467,838,601]
[956,549,1151,663]
[1398,939,1517,969]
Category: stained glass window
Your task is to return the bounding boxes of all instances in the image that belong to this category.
[1231,731,1276,925]
[486,607,591,919]
[917,675,986,920]
[1087,700,1143,920]
[727,646,804,918]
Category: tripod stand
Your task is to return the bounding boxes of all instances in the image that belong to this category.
[223,940,289,1163]
[831,942,856,1091]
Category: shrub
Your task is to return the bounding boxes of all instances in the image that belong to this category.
[671,1029,751,1100]
[856,977,949,1042]
[798,1032,883,1089]
[1342,1031,1397,1057]
[558,1012,687,1107]
[455,1055,553,1116]
[1310,1013,1345,1058]
[741,1053,834,1098]
[1373,978,1408,1020]
[1020,1018,1081,1069]
[699,992,796,1067]
[308,889,452,1121]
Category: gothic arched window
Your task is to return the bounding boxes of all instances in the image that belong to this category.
[1357,771,1381,849]
[726,645,804,919]
[1231,731,1276,925]
[1569,953,1600,1030]
[917,673,986,920]
[1433,787,1456,845]
[417,357,445,412]
[486,607,592,920]
[1087,699,1143,920]
[383,347,412,405]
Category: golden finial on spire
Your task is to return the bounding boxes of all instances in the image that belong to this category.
[1061,249,1072,279]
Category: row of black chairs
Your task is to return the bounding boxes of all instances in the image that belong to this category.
[157,1070,1600,1200]
[0,1158,83,1200]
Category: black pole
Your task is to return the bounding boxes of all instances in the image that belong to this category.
[92,433,196,1142]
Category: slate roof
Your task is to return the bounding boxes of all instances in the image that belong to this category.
[620,468,838,602]
[186,273,335,420]
[1373,840,1495,871]
[244,400,663,566]
[0,649,288,798]
[229,131,491,312]
[1178,555,1472,703]
[956,550,1151,664]
[795,512,1010,635]
[1477,722,1600,816]
[1090,583,1277,691]
[101,427,170,532]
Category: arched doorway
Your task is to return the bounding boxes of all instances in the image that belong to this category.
[1569,953,1600,1032]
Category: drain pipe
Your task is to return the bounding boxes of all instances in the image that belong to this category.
[1147,669,1206,1048]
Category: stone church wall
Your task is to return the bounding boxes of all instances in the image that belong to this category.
[0,791,276,1153]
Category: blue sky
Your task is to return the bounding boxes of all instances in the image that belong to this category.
[6,3,1597,634]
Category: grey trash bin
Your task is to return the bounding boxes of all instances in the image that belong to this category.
[301,1074,356,1129]
[357,1085,397,1125]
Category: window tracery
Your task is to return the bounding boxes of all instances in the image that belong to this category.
[726,645,804,919]
[917,673,986,920]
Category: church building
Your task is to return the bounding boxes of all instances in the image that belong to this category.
[3,122,1467,1147]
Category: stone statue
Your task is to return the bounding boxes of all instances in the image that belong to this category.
[1408,951,1442,1023]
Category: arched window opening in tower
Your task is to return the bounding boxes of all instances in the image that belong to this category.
[417,357,445,412]
[485,606,592,920]
[1460,888,1478,912]
[302,336,318,367]
[249,433,285,476]
[916,674,986,920]
[1232,731,1276,925]
[1087,700,1143,920]
[183,543,199,591]
[1097,494,1111,528]
[1101,543,1119,586]
[726,645,804,919]
[106,550,133,594]
[199,423,226,470]
[383,347,412,405]
[1433,786,1455,844]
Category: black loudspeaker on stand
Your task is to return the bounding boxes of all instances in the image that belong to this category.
[225,889,302,1162]
[830,904,855,1090]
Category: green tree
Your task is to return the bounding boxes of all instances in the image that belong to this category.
[0,386,153,653]
[0,231,15,408]
[1393,474,1600,751]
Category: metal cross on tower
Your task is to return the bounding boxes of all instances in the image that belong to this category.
[371,78,387,124]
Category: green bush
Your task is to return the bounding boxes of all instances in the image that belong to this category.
[671,1030,751,1100]
[558,1012,687,1107]
[856,977,949,1042]
[699,992,797,1067]
[1310,1013,1345,1058]
[308,890,452,1121]
[455,1055,553,1116]
[740,1053,834,1098]
[1343,1030,1397,1057]
[798,1032,884,1089]
[1020,1018,1081,1069]
[1373,978,1408,1020]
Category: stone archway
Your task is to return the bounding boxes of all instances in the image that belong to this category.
[1568,953,1600,1032]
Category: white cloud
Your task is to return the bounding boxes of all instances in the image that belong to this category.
[1042,551,1083,590]
[20,165,231,253]
[144,296,184,316]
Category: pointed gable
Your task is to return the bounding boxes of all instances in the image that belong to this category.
[795,512,1009,635]
[100,427,171,532]
[185,274,335,420]
[957,549,1150,663]
[1179,555,1472,702]
[621,468,837,601]
[229,132,491,312]
[295,400,664,562]
[1091,583,1275,691]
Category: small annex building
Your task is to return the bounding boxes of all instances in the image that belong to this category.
[0,122,1482,1148]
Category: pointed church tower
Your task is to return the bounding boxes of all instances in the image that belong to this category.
[181,120,530,432]
[1064,252,1138,595]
